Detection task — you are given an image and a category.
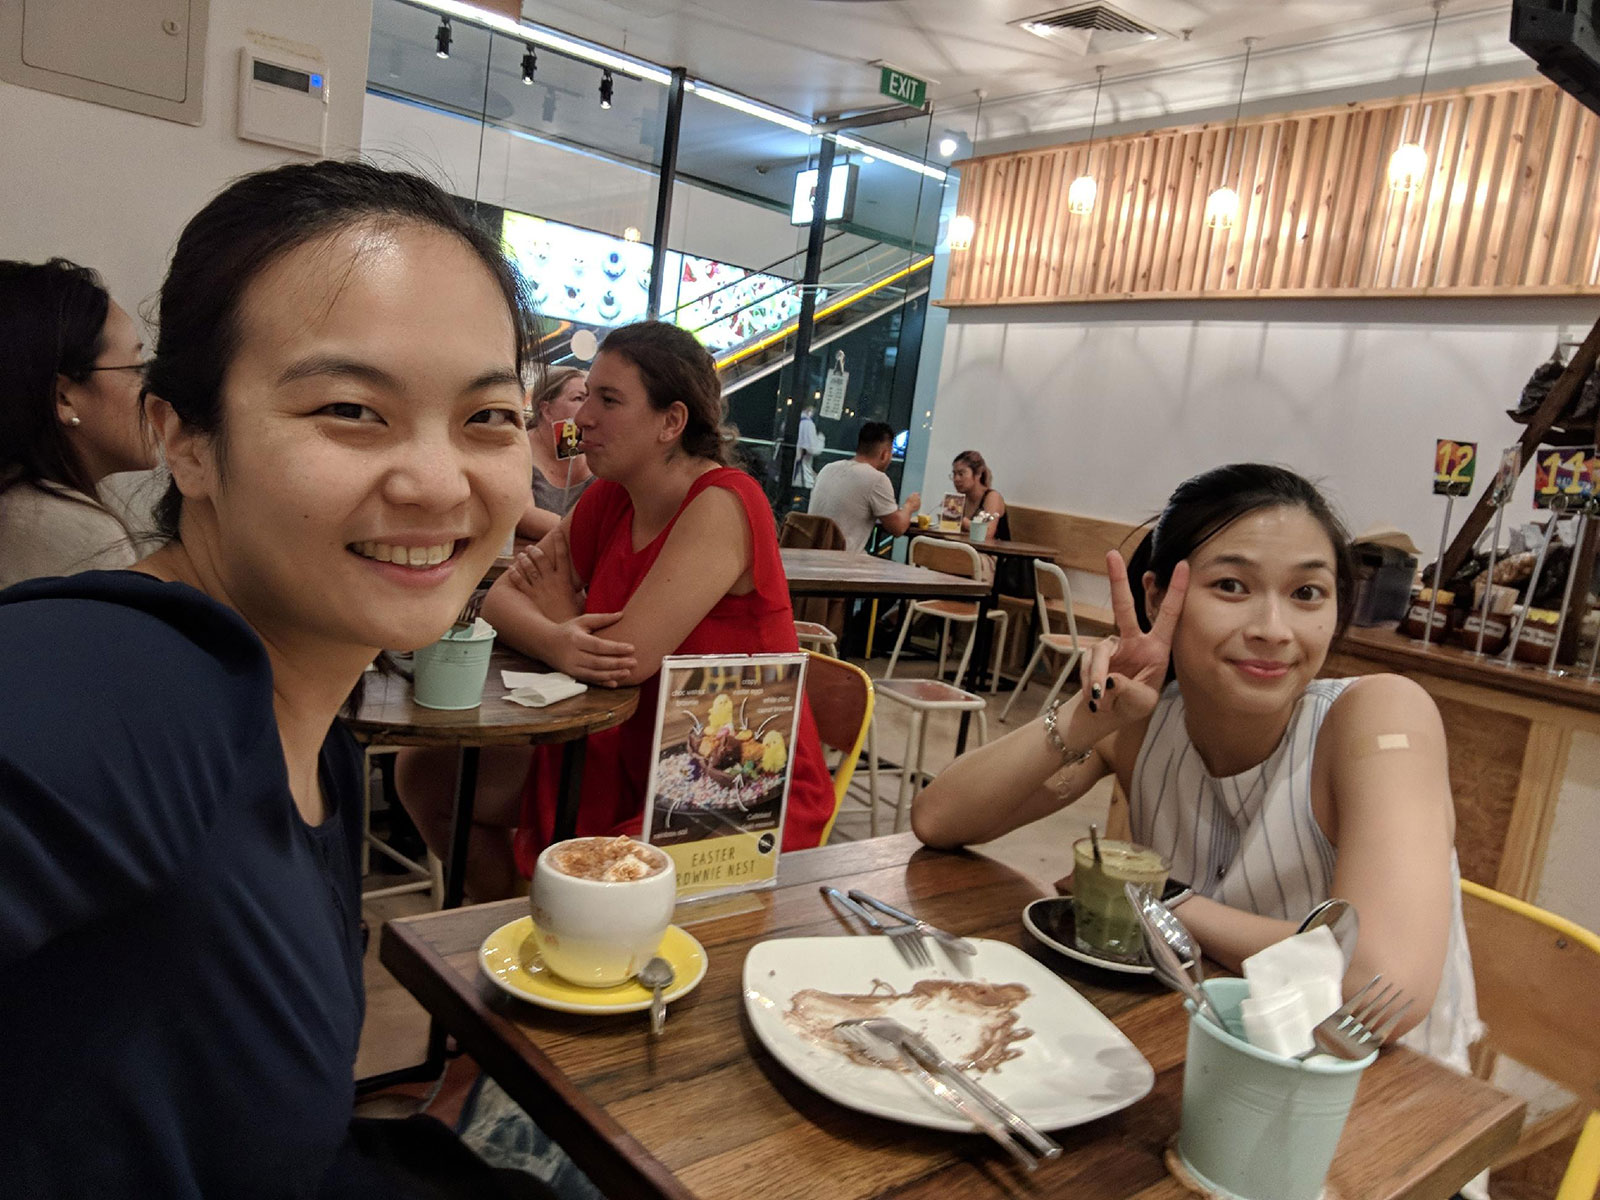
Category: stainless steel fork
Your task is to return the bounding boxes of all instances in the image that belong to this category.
[820,886,932,966]
[1310,974,1412,1060]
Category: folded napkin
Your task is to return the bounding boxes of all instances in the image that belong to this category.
[1239,927,1344,1057]
[500,669,586,708]
[445,616,497,642]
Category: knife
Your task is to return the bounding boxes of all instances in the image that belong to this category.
[834,1020,1038,1171]
[846,889,978,955]
[867,1018,1063,1160]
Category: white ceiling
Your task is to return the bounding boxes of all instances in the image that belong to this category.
[519,0,1531,149]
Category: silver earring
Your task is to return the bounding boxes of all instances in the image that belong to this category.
[66,416,81,427]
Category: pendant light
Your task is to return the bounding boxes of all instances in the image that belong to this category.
[948,90,985,252]
[1389,1,1446,194]
[1068,67,1107,216]
[1206,38,1256,231]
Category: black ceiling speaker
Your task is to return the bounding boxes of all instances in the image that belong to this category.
[1512,1,1600,116]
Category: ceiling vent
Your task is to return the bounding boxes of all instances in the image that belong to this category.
[1012,4,1171,56]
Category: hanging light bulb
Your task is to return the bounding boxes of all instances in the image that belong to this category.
[435,16,451,59]
[1390,2,1446,193]
[1205,186,1240,230]
[623,226,641,243]
[938,132,960,158]
[948,214,975,251]
[599,69,614,110]
[1207,39,1256,234]
[1069,67,1107,216]
[521,44,537,85]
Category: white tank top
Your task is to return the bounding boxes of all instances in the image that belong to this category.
[1129,678,1483,1075]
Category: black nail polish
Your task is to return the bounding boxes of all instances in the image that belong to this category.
[1105,678,1116,691]
[1090,684,1103,700]
[1088,699,1098,713]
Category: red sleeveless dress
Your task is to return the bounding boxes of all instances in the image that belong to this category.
[512,468,834,875]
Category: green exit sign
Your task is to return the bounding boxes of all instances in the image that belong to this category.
[879,67,927,108]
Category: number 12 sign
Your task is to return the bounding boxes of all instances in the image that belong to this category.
[1434,439,1477,497]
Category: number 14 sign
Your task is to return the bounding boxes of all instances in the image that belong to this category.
[1434,440,1478,497]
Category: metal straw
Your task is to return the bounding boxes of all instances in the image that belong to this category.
[1089,823,1103,865]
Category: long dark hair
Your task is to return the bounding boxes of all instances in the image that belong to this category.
[1127,463,1356,638]
[953,449,991,489]
[0,258,113,501]
[146,160,534,539]
[597,321,734,464]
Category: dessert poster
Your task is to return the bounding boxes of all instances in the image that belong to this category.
[939,492,965,531]
[641,653,808,901]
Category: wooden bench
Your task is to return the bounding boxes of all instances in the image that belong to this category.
[991,506,1144,669]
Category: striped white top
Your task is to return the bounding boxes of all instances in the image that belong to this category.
[1129,678,1483,1074]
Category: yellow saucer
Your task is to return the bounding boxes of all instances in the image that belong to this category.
[478,916,707,1014]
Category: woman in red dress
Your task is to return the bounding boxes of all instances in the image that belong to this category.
[398,322,833,899]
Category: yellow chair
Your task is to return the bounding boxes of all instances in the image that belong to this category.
[1459,879,1600,1200]
[804,651,874,844]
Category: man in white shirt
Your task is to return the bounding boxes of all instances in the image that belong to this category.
[807,421,920,551]
[791,404,825,489]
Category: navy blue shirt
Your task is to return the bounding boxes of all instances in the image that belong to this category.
[0,572,366,1198]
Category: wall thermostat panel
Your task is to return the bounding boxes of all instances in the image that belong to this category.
[237,43,326,154]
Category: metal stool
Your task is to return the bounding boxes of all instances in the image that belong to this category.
[793,619,839,657]
[868,678,988,836]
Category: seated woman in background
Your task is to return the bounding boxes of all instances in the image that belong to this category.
[516,364,594,540]
[0,162,552,1199]
[397,321,834,901]
[951,449,1008,537]
[0,258,157,587]
[912,463,1479,1072]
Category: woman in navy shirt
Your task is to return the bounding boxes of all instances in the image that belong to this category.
[0,162,546,1198]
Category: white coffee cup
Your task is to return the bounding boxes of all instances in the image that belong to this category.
[529,837,676,987]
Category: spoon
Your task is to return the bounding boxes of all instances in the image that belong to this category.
[637,956,675,1036]
[1126,884,1223,1027]
[1296,898,1359,965]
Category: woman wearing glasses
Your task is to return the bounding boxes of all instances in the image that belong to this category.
[0,258,157,586]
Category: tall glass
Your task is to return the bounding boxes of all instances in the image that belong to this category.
[1072,838,1169,963]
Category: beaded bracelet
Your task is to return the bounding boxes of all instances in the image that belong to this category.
[1043,700,1094,768]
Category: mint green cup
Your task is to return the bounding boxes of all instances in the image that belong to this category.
[412,626,496,710]
[1176,978,1375,1200]
[969,517,990,543]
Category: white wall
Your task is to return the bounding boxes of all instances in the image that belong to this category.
[925,297,1596,566]
[361,92,823,273]
[0,0,374,314]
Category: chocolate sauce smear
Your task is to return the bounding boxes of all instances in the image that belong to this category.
[784,979,1032,1074]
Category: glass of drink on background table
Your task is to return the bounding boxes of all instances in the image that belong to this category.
[1071,838,1169,963]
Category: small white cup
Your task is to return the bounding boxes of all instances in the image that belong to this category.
[529,838,676,987]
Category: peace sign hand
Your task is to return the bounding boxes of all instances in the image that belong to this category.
[1066,551,1189,748]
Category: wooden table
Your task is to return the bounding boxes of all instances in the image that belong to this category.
[780,547,991,601]
[379,835,1521,1200]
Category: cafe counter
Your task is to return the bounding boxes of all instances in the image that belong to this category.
[1324,626,1599,931]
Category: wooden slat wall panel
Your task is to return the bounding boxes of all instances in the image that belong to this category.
[943,79,1600,304]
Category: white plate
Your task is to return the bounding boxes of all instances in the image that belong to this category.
[742,936,1154,1132]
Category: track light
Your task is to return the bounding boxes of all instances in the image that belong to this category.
[938,132,959,158]
[599,69,614,110]
[521,44,536,85]
[435,16,451,59]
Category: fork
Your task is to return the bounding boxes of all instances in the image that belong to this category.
[1308,974,1413,1060]
[449,591,485,635]
[834,1021,1039,1171]
[820,886,932,967]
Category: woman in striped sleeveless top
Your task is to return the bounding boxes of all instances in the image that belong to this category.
[914,463,1481,1080]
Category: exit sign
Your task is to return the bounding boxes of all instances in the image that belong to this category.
[879,67,927,107]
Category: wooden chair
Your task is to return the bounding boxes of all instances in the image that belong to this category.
[1459,879,1600,1200]
[999,559,1091,724]
[805,651,875,845]
[883,537,1009,693]
[781,512,848,646]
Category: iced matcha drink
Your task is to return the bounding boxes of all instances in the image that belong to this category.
[1072,838,1169,963]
